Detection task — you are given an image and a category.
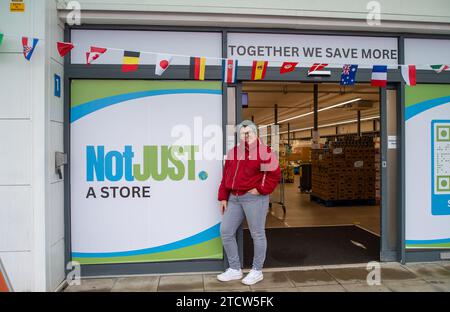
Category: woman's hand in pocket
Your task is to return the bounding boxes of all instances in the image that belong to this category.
[247,188,260,195]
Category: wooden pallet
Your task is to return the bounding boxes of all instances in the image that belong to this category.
[310,193,376,207]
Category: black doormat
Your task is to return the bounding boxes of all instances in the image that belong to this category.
[243,225,380,268]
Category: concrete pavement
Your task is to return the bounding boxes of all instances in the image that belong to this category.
[64,261,450,292]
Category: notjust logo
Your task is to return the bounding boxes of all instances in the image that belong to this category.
[85,145,206,199]
[86,145,201,181]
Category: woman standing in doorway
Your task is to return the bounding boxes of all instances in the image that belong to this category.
[217,120,281,285]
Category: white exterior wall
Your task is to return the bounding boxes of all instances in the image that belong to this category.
[0,0,65,291]
[56,0,450,34]
[58,0,450,22]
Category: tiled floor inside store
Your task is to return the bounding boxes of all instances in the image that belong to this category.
[254,182,380,235]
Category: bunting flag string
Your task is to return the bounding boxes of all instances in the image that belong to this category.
[401,65,417,86]
[86,46,107,64]
[430,64,449,73]
[222,59,238,83]
[0,32,450,87]
[22,37,39,61]
[251,60,268,80]
[280,62,298,74]
[340,64,358,86]
[122,50,140,72]
[155,54,173,76]
[0,33,449,66]
[371,65,388,87]
[190,56,206,80]
[57,41,74,57]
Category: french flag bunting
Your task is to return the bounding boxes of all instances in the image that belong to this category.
[401,65,416,86]
[222,59,238,84]
[371,65,387,87]
[22,37,39,61]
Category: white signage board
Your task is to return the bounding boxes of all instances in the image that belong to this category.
[388,135,397,149]
[227,33,398,67]
[405,38,450,70]
[70,29,222,65]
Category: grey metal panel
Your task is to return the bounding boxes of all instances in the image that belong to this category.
[381,88,400,262]
[69,24,450,40]
[398,36,405,66]
[221,30,228,271]
[64,27,72,276]
[387,89,399,257]
[397,36,407,264]
[80,260,224,277]
[65,64,450,84]
[405,250,450,263]
[65,64,223,80]
[398,81,406,264]
[380,87,388,261]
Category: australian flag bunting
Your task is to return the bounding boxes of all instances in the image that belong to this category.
[340,64,358,86]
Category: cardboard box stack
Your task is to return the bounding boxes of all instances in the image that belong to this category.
[311,136,376,202]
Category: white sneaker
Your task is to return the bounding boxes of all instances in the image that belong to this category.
[241,269,264,285]
[217,268,243,282]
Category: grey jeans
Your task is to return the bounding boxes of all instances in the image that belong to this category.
[220,192,270,271]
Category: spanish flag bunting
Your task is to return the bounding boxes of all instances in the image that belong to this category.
[190,57,206,80]
[251,60,268,80]
[122,50,140,72]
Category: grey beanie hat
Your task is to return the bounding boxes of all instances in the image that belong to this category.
[237,119,257,135]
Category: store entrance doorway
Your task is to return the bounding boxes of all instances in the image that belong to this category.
[240,82,382,267]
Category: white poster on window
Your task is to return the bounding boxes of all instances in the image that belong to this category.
[70,80,224,264]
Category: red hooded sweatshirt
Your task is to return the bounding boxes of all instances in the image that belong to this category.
[218,138,281,201]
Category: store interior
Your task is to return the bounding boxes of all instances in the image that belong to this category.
[241,82,382,267]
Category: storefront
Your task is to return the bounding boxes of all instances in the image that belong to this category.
[64,26,450,276]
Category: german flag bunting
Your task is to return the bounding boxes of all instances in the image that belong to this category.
[190,57,206,80]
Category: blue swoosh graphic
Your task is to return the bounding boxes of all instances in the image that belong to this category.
[406,238,450,244]
[72,223,221,258]
[405,96,450,121]
[71,89,222,123]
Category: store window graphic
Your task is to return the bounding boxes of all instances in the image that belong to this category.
[436,125,450,142]
[432,120,450,215]
[437,176,450,192]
